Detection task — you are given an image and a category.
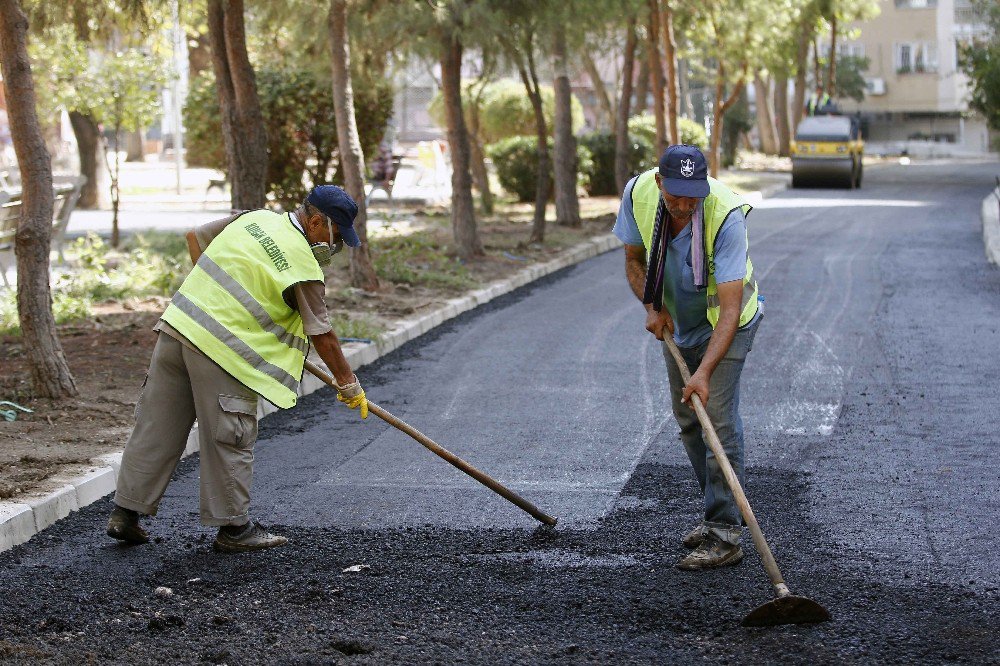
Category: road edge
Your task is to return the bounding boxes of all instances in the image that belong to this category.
[983,186,1000,267]
[0,231,622,552]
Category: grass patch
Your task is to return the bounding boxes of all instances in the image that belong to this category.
[372,234,474,291]
[329,314,383,342]
[0,232,191,336]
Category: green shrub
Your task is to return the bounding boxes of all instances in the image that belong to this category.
[486,136,593,203]
[184,66,393,208]
[429,80,584,145]
[578,132,655,196]
[628,113,708,150]
[0,289,92,336]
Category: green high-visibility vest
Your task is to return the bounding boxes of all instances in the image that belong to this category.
[161,210,324,408]
[630,169,759,328]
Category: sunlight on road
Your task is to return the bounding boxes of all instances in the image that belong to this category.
[756,198,933,209]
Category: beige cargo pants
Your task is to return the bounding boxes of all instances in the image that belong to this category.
[115,333,259,526]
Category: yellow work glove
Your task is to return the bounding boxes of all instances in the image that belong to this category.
[336,377,368,419]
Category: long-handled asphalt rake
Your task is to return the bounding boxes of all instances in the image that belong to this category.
[304,359,558,527]
[663,337,830,627]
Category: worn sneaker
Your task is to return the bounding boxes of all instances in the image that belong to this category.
[107,506,149,544]
[675,534,743,570]
[213,521,288,553]
[682,525,706,549]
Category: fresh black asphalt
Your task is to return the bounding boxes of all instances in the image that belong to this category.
[0,161,998,664]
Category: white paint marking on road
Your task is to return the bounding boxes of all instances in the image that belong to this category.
[767,330,845,441]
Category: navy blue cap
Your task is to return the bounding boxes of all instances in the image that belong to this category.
[306,185,361,247]
[658,144,710,198]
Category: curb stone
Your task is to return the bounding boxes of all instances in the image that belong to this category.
[0,232,618,552]
[983,187,1000,267]
[0,183,786,553]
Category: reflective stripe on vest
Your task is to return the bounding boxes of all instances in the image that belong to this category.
[629,169,759,328]
[161,210,323,408]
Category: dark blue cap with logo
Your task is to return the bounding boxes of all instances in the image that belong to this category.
[306,185,361,247]
[658,144,710,198]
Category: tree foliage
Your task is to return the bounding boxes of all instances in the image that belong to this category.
[486,135,592,202]
[960,1,1000,134]
[184,66,392,208]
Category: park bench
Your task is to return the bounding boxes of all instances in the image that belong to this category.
[0,175,87,288]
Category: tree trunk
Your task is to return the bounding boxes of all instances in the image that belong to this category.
[678,58,693,118]
[68,111,100,209]
[187,31,212,79]
[709,62,745,177]
[774,73,791,156]
[0,0,77,398]
[328,0,378,291]
[439,30,482,260]
[661,0,679,145]
[551,29,580,228]
[614,18,638,192]
[516,54,551,244]
[466,91,493,215]
[125,128,144,162]
[581,50,614,131]
[634,55,649,115]
[826,13,837,97]
[753,74,777,154]
[792,16,812,132]
[647,0,666,155]
[207,0,267,210]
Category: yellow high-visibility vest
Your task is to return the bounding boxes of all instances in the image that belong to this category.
[630,169,759,328]
[161,210,323,408]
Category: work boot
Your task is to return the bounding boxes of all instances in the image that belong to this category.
[675,534,743,570]
[682,525,705,549]
[213,521,288,553]
[107,506,149,545]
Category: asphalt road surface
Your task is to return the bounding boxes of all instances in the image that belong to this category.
[1,160,998,664]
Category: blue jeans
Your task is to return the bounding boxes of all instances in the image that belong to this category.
[661,315,761,545]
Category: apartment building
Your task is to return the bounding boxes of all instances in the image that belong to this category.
[838,0,996,154]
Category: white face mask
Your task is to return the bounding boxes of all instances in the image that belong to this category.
[310,216,344,266]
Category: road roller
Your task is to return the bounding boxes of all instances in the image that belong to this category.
[790,114,864,189]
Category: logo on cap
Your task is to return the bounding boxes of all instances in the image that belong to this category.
[680,159,695,178]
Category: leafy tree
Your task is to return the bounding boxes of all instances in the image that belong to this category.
[0,0,77,397]
[328,0,378,291]
[207,0,268,211]
[959,1,1000,136]
[184,67,392,208]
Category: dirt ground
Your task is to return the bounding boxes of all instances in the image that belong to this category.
[0,202,618,501]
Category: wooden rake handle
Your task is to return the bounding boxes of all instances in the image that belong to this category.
[662,337,790,597]
[304,359,558,527]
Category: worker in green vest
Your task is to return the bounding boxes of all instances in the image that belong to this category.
[107,185,369,553]
[614,145,762,570]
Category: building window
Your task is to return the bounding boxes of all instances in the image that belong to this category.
[896,42,938,73]
[894,0,937,8]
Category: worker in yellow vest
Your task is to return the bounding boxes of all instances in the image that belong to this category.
[107,185,368,552]
[614,146,762,570]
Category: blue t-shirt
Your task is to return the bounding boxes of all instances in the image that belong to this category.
[613,177,758,347]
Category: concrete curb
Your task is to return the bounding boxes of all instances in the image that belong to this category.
[983,187,1000,267]
[0,232,621,553]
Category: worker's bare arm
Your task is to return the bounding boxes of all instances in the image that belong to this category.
[624,244,648,301]
[309,330,356,388]
[625,244,674,339]
[185,231,202,265]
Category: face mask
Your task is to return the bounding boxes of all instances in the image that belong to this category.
[310,217,344,267]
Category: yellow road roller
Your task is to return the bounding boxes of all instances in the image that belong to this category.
[790,115,863,189]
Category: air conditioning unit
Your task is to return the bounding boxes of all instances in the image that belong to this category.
[866,78,887,96]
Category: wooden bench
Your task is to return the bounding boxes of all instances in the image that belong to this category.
[0,175,86,288]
